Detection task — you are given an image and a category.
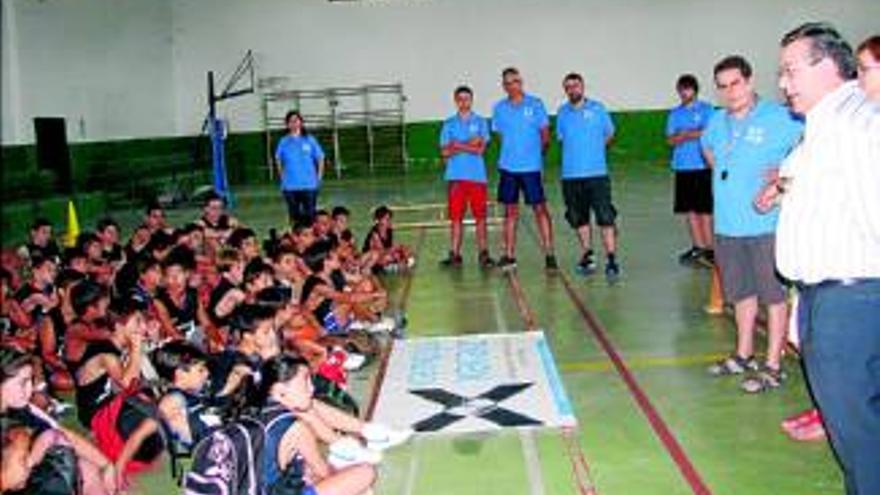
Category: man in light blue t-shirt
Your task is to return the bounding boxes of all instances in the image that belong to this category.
[439,85,494,269]
[492,67,557,271]
[701,55,803,393]
[556,72,619,282]
[275,110,325,224]
[666,74,716,266]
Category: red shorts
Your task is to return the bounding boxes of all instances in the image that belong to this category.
[448,180,488,222]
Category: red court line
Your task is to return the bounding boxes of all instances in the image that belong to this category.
[365,226,426,420]
[505,268,597,495]
[505,270,539,331]
[559,272,714,495]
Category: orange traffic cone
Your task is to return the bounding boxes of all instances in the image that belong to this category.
[704,264,724,315]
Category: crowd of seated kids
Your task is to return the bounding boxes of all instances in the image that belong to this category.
[0,194,414,495]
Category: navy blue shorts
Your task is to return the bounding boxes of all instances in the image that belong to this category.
[497,170,545,205]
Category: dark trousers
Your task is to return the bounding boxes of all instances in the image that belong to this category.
[282,189,318,224]
[798,279,880,495]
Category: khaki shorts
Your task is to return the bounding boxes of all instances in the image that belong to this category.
[715,234,786,305]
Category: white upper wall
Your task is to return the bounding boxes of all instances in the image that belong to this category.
[1,0,174,145]
[169,0,879,135]
[3,0,878,143]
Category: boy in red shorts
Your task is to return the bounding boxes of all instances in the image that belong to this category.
[439,85,494,268]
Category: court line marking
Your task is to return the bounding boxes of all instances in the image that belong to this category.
[557,272,714,495]
[560,352,727,373]
[503,270,597,495]
[401,438,420,495]
[495,288,548,495]
[366,226,427,420]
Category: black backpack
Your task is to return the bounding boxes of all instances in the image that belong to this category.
[183,416,265,495]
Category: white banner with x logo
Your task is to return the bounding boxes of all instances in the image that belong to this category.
[372,331,577,436]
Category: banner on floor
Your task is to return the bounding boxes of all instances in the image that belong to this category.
[372,331,576,436]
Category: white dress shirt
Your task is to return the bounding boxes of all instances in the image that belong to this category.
[776,81,880,284]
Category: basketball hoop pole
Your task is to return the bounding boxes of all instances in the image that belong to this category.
[207,70,233,208]
[206,50,255,210]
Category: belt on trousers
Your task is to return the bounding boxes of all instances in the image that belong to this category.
[793,278,880,291]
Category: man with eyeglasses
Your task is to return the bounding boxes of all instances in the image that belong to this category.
[755,23,880,494]
[700,55,802,393]
[491,67,557,272]
[555,72,620,283]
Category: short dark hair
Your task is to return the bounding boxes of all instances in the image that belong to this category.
[96,217,119,233]
[0,346,32,382]
[331,206,350,218]
[71,279,106,316]
[255,353,310,407]
[145,200,163,215]
[858,35,880,62]
[676,74,699,92]
[230,303,276,337]
[30,254,54,270]
[501,67,520,79]
[31,217,52,231]
[781,22,856,80]
[162,246,196,271]
[291,218,314,235]
[303,240,332,273]
[563,72,583,83]
[454,85,473,97]
[243,258,273,285]
[227,228,256,250]
[713,55,753,80]
[152,340,207,382]
[373,205,392,221]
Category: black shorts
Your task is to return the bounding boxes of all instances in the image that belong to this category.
[561,177,617,228]
[673,169,712,214]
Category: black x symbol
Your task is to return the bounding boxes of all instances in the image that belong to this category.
[409,383,543,432]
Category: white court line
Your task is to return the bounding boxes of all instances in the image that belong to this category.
[401,438,420,495]
[494,293,546,495]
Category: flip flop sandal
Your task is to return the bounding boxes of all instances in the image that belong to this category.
[781,408,820,432]
[786,417,827,442]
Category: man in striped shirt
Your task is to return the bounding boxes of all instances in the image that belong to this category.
[758,22,880,495]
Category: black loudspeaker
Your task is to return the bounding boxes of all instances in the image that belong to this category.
[33,117,72,193]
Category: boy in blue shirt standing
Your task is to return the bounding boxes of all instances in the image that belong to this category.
[439,86,494,268]
[275,111,325,225]
[666,74,715,266]
[555,73,620,282]
[492,67,557,271]
[701,56,803,393]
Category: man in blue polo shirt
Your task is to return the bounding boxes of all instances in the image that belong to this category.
[701,55,803,394]
[492,67,557,271]
[556,72,619,282]
[666,74,716,267]
[275,110,325,224]
[439,85,494,269]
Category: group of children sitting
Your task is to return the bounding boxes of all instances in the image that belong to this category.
[0,192,415,495]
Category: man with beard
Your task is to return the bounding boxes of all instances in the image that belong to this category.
[555,73,619,282]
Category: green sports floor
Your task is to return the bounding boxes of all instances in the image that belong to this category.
[122,161,841,495]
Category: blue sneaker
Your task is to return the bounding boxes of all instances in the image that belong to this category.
[605,260,621,284]
[576,252,597,275]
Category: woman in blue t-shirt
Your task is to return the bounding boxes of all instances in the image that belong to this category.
[275,111,326,224]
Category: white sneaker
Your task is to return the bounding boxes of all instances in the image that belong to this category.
[343,352,367,371]
[347,320,370,331]
[367,316,396,334]
[362,423,414,451]
[328,437,382,469]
